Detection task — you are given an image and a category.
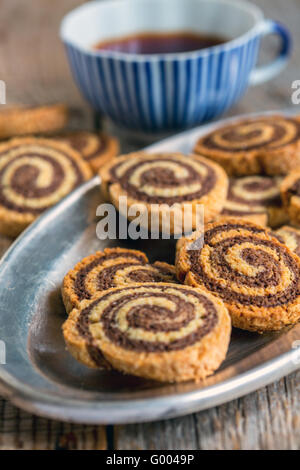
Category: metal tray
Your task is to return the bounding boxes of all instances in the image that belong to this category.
[0,113,299,424]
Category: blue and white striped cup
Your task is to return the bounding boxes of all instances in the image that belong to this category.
[60,0,291,133]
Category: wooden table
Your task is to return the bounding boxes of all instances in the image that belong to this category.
[0,0,299,450]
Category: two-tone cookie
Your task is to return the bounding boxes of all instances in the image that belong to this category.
[63,283,231,382]
[194,115,300,176]
[221,176,287,228]
[0,104,68,139]
[0,137,92,237]
[176,219,300,332]
[99,152,228,234]
[62,247,177,313]
[55,130,119,174]
[274,225,300,257]
[280,169,300,227]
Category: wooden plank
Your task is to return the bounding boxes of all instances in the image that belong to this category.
[0,0,93,125]
[192,373,300,450]
[0,398,107,450]
[116,371,300,450]
[115,415,198,450]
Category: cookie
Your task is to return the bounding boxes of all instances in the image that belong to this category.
[221,176,287,228]
[55,130,119,174]
[0,137,92,237]
[280,169,300,227]
[62,247,177,313]
[0,104,68,139]
[274,225,300,257]
[63,283,231,382]
[194,115,300,176]
[176,219,300,332]
[99,152,228,234]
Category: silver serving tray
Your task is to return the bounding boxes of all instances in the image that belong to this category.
[0,112,300,424]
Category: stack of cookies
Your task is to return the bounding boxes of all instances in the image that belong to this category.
[62,247,231,383]
[62,114,300,384]
[0,104,119,237]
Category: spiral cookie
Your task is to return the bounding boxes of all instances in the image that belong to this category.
[99,152,228,234]
[56,131,119,174]
[280,169,300,227]
[0,104,68,139]
[0,137,92,237]
[221,176,287,228]
[62,247,177,313]
[194,115,300,176]
[176,219,300,332]
[63,283,231,382]
[274,226,300,257]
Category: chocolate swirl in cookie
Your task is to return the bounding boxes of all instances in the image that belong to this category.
[56,131,119,173]
[62,247,177,313]
[198,117,300,153]
[190,223,299,307]
[77,284,218,356]
[0,138,91,214]
[194,116,300,176]
[57,131,106,161]
[176,220,300,331]
[63,282,231,381]
[100,152,228,230]
[222,176,281,218]
[107,153,218,204]
[280,169,300,227]
[0,138,92,237]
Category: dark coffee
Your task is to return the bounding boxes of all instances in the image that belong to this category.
[93,31,226,55]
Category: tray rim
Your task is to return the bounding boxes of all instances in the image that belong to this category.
[0,341,299,424]
[0,110,300,424]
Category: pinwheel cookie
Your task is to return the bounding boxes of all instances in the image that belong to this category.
[56,130,119,173]
[99,152,228,234]
[63,283,231,382]
[274,226,300,257]
[62,247,177,313]
[220,176,287,228]
[176,219,300,332]
[0,104,68,139]
[194,115,300,176]
[0,137,92,237]
[280,169,300,227]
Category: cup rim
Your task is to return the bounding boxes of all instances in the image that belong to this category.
[60,0,265,61]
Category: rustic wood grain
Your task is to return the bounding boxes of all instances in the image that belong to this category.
[0,0,299,450]
[116,371,300,450]
[0,0,93,125]
[0,398,107,450]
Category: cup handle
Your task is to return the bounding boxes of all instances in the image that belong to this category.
[249,19,291,86]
